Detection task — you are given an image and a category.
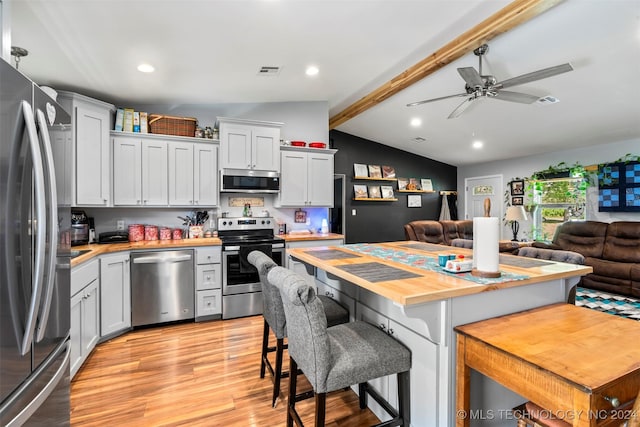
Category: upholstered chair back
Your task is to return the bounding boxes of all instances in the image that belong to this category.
[247,251,282,336]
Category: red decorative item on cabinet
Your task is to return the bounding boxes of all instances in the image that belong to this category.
[128,224,144,242]
[144,225,158,241]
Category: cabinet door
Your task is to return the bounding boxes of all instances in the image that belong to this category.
[193,143,218,206]
[113,136,142,205]
[100,253,131,336]
[141,140,168,206]
[196,264,221,290]
[76,106,110,206]
[307,152,334,206]
[168,141,194,206]
[221,125,251,169]
[70,291,83,378]
[196,289,222,318]
[252,126,280,171]
[82,280,100,356]
[387,320,438,427]
[279,151,308,206]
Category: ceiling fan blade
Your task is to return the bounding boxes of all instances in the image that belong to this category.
[457,67,484,88]
[492,90,539,104]
[406,92,468,107]
[496,63,573,89]
[447,97,475,119]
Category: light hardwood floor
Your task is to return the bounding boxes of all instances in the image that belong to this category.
[70,316,380,426]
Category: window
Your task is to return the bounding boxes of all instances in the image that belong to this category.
[531,177,586,241]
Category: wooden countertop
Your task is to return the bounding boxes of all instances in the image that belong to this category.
[287,241,592,306]
[70,233,345,267]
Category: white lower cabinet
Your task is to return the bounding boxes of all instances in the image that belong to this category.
[195,247,222,320]
[100,252,131,337]
[357,302,438,427]
[70,259,100,379]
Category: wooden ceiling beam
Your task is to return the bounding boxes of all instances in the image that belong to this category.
[329,0,565,129]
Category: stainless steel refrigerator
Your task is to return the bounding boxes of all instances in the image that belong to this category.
[1,57,71,426]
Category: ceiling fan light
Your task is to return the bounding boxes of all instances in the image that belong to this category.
[137,63,155,73]
[472,140,483,149]
[410,118,422,127]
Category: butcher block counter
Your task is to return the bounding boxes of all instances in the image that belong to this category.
[287,241,593,427]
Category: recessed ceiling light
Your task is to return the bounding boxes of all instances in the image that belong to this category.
[305,66,319,76]
[137,63,155,73]
[472,140,483,149]
[410,118,422,127]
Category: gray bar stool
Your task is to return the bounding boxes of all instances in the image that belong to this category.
[247,251,350,408]
[267,266,411,427]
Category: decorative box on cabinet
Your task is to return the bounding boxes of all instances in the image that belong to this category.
[195,247,222,320]
[100,252,131,338]
[57,91,115,207]
[70,259,100,379]
[278,146,336,207]
[218,117,282,172]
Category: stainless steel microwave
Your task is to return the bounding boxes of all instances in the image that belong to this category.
[220,169,280,193]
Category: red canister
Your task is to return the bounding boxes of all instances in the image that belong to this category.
[128,224,144,242]
[172,228,183,240]
[159,227,172,240]
[144,225,158,241]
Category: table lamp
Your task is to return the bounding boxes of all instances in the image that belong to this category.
[505,206,528,241]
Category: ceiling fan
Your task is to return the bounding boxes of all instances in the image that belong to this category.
[407,44,573,119]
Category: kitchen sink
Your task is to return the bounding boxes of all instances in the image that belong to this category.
[70,249,91,259]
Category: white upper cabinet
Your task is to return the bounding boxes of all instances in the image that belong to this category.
[278,147,336,207]
[168,141,218,207]
[112,132,218,207]
[218,117,282,172]
[57,91,115,207]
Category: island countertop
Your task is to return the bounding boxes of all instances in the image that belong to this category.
[287,241,592,306]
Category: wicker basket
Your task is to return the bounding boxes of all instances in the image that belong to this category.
[148,114,197,137]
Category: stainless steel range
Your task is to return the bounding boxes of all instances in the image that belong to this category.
[218,217,284,319]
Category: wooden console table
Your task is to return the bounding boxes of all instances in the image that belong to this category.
[455,304,640,427]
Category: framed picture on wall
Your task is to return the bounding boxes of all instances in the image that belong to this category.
[368,185,382,198]
[354,163,368,178]
[512,196,524,206]
[510,180,525,196]
[408,194,422,208]
[381,186,395,199]
[397,178,408,190]
[368,165,382,178]
[354,185,368,198]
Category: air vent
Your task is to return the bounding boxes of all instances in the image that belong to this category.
[411,137,427,143]
[257,66,281,76]
[536,95,560,105]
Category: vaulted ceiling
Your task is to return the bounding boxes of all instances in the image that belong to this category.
[9,0,640,166]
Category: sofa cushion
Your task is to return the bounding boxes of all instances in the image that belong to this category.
[440,220,460,245]
[404,220,445,244]
[602,221,640,263]
[517,247,585,264]
[553,221,608,258]
[456,220,473,240]
[583,256,633,296]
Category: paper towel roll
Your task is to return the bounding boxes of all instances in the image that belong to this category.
[472,217,500,277]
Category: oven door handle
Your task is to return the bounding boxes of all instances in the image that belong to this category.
[132,254,192,264]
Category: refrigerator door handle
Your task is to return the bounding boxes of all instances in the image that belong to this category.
[4,342,70,427]
[34,109,59,342]
[19,101,48,356]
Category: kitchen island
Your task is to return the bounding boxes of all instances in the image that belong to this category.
[287,241,593,427]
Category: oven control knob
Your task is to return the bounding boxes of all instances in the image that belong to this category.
[261,220,265,225]
[266,220,271,224]
[228,221,233,225]
[222,221,227,226]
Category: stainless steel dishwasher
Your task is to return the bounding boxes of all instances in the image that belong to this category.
[131,249,194,327]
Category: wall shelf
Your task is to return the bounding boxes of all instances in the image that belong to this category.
[353,197,398,201]
[353,176,398,181]
[397,190,436,193]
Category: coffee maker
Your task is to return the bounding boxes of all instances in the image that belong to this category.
[71,210,90,246]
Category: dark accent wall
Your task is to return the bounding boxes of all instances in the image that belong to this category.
[330,130,457,244]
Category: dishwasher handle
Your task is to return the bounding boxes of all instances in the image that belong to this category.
[132,254,193,264]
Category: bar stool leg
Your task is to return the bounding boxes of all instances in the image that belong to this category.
[397,371,410,427]
[272,338,284,407]
[315,393,326,427]
[287,357,298,427]
[260,319,269,378]
[358,383,367,409]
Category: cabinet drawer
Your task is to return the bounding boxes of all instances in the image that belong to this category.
[71,259,99,296]
[196,289,222,317]
[196,247,221,264]
[196,264,221,290]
